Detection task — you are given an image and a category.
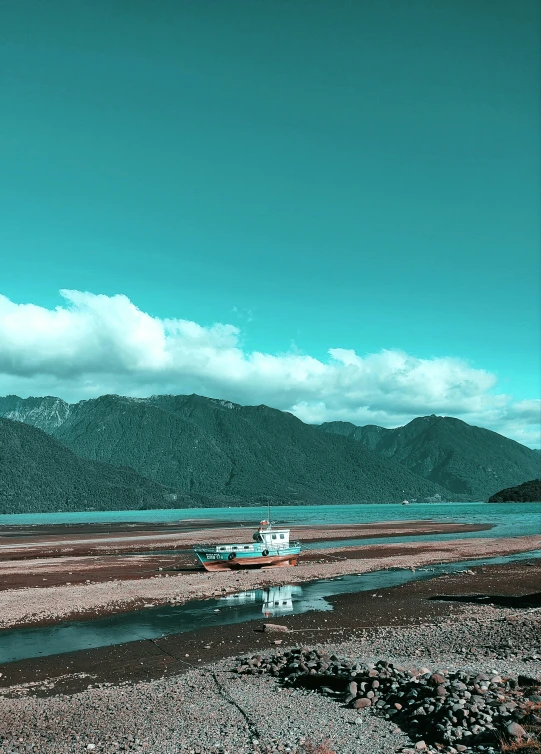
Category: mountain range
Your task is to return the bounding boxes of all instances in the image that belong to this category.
[0,393,539,513]
[318,415,540,499]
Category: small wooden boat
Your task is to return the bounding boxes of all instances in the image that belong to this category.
[194,520,301,572]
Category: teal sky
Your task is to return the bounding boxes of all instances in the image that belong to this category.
[1,1,540,443]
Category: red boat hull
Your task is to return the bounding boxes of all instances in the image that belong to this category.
[200,554,299,572]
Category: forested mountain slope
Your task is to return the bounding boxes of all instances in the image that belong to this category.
[319,415,540,499]
[0,394,453,505]
[0,417,181,513]
[488,479,541,503]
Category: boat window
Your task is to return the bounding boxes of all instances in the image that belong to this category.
[244,545,249,549]
[279,534,285,539]
[218,547,226,551]
[272,534,277,539]
[274,601,279,605]
[232,546,238,550]
[282,601,287,605]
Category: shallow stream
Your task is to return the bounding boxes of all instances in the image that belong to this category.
[1,548,540,665]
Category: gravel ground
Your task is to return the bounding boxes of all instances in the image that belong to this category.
[0,522,489,556]
[1,602,539,754]
[1,535,539,629]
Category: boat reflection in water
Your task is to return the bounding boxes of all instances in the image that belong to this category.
[219,585,303,616]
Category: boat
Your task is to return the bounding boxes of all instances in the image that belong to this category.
[401,500,409,505]
[193,519,301,572]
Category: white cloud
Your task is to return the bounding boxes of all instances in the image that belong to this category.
[0,290,539,447]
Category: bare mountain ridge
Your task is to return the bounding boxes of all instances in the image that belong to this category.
[318,415,540,498]
[0,395,71,432]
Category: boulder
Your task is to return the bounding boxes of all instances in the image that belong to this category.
[506,722,527,740]
[354,698,372,709]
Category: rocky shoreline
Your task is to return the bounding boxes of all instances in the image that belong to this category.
[1,522,540,753]
[234,649,541,753]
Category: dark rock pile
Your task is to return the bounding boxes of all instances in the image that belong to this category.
[234,649,541,753]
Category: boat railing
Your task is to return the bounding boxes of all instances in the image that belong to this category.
[194,540,301,552]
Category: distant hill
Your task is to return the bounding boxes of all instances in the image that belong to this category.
[0,417,185,514]
[488,479,541,503]
[0,394,453,508]
[318,415,541,499]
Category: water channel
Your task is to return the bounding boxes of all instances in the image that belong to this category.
[1,548,540,665]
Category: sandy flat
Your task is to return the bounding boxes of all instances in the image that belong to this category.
[0,520,490,559]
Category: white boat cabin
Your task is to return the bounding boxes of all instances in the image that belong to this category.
[203,521,293,554]
[252,521,291,549]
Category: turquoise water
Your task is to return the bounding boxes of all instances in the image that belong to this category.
[0,502,539,527]
[1,548,540,665]
[1,503,539,542]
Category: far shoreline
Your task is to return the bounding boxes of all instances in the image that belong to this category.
[0,499,531,527]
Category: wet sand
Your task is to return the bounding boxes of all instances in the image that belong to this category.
[0,521,491,590]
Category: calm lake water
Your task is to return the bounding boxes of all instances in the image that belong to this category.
[1,503,539,541]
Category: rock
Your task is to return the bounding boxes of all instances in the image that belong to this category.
[231,651,535,751]
[506,722,527,739]
[354,698,371,709]
[262,624,289,633]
